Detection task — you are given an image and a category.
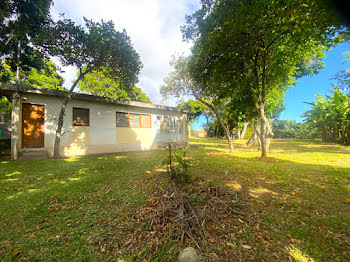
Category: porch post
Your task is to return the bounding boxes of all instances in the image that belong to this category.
[11,92,20,160]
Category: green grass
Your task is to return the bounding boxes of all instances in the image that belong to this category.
[0,137,349,261]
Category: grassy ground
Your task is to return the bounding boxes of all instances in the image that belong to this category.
[0,138,349,261]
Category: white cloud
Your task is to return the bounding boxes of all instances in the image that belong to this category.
[51,0,200,106]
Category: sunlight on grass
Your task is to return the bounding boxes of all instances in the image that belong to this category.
[155,168,166,172]
[4,178,19,182]
[5,171,22,177]
[52,179,66,184]
[1,161,9,164]
[64,157,81,162]
[68,177,81,181]
[78,168,88,175]
[7,191,23,199]
[287,245,315,262]
[227,181,242,191]
[249,187,278,198]
[114,155,126,159]
[0,137,349,261]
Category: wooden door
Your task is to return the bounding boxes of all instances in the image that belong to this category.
[22,103,45,148]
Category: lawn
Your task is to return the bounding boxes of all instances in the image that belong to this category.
[0,137,349,261]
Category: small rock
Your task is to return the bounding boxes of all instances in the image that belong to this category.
[178,247,198,262]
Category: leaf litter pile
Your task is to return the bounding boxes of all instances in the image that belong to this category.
[116,179,262,260]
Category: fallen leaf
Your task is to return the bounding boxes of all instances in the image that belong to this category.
[242,244,252,250]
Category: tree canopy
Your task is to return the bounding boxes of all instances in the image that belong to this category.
[182,0,347,156]
[79,68,150,103]
[40,17,142,157]
[0,0,53,73]
[0,59,64,89]
[176,99,206,123]
[303,87,350,145]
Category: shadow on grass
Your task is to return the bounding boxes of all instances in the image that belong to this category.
[271,139,350,155]
[0,138,349,261]
[187,139,350,261]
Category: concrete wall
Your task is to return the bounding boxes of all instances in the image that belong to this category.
[19,93,188,157]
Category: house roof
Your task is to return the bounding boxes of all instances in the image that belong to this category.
[0,83,185,113]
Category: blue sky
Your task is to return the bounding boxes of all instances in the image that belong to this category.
[280,42,350,122]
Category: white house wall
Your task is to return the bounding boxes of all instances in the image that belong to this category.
[21,93,188,157]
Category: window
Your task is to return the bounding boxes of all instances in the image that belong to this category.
[141,114,151,128]
[159,115,182,134]
[116,112,151,128]
[116,112,128,127]
[129,113,140,127]
[73,108,89,126]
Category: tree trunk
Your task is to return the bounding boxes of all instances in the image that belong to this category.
[192,93,234,153]
[247,119,263,152]
[240,120,249,139]
[204,113,210,137]
[259,107,268,157]
[53,70,86,158]
[236,127,241,139]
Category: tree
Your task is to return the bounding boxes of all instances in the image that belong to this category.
[41,18,142,157]
[161,55,235,153]
[79,68,151,102]
[303,86,350,144]
[0,0,53,73]
[176,99,206,123]
[183,0,346,157]
[332,69,350,93]
[0,59,64,89]
[0,59,64,119]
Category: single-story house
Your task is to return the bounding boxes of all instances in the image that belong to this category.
[193,130,207,137]
[0,83,189,159]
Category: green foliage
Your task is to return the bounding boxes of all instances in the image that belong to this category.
[332,69,350,92]
[162,146,191,183]
[272,120,319,139]
[0,0,53,73]
[79,68,151,102]
[0,59,64,89]
[182,0,346,156]
[303,86,350,144]
[42,18,142,89]
[176,99,206,123]
[0,96,11,121]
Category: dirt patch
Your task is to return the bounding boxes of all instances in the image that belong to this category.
[255,157,279,163]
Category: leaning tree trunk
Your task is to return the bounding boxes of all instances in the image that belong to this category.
[246,119,261,150]
[236,127,241,140]
[204,113,210,137]
[240,120,249,139]
[53,70,85,158]
[193,93,234,153]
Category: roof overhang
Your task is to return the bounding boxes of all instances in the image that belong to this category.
[0,83,187,113]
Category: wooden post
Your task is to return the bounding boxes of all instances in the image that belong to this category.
[12,40,21,160]
[11,92,20,160]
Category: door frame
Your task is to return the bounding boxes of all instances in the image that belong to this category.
[21,103,45,149]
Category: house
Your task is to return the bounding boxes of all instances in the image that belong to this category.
[0,84,189,159]
[193,130,207,137]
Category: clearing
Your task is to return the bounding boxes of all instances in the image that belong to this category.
[0,138,349,261]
